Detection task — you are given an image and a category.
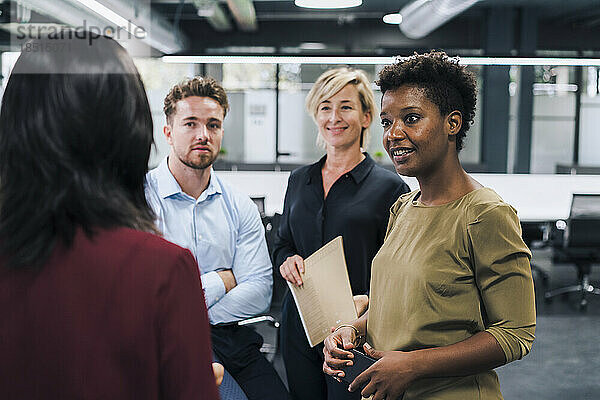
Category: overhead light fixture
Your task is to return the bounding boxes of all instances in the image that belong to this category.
[299,42,327,50]
[399,0,481,39]
[163,55,600,67]
[22,0,185,54]
[295,0,362,9]
[194,0,232,31]
[72,0,144,37]
[383,13,403,24]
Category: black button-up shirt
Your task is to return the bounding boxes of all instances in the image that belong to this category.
[272,153,410,295]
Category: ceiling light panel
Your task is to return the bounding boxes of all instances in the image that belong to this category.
[383,13,403,24]
[295,0,362,10]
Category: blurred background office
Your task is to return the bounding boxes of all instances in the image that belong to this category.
[1,1,600,399]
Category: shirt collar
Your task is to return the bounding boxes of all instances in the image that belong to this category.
[350,153,375,183]
[306,154,327,184]
[200,170,222,200]
[155,157,222,199]
[306,152,374,185]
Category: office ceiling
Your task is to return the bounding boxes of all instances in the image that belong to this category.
[152,0,600,55]
[1,0,600,56]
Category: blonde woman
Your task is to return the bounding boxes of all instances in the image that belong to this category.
[272,68,410,400]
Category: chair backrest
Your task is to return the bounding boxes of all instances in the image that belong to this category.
[566,194,600,248]
[569,194,600,219]
[263,213,287,310]
[251,196,266,218]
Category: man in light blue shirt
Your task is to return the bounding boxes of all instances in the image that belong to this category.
[146,157,272,323]
[145,77,289,400]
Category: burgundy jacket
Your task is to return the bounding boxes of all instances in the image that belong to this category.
[0,227,219,400]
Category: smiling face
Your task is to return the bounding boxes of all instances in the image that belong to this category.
[164,96,224,170]
[316,84,371,152]
[381,85,461,178]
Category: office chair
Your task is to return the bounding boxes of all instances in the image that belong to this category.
[544,194,600,311]
[236,212,285,363]
[220,209,280,398]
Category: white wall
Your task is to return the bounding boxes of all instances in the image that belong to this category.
[579,95,600,166]
[244,90,276,163]
[531,95,576,174]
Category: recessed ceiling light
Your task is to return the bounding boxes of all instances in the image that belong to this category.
[295,0,362,9]
[383,13,403,24]
[299,42,327,50]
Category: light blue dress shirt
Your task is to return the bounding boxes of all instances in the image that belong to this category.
[145,158,272,325]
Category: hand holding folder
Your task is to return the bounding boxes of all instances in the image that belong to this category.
[286,236,358,347]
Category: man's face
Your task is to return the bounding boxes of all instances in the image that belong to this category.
[164,96,224,170]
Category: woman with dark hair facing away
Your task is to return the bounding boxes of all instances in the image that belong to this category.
[323,51,536,400]
[0,34,219,400]
[272,67,410,400]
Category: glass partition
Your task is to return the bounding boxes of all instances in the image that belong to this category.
[110,60,600,173]
[200,62,482,168]
[2,52,598,173]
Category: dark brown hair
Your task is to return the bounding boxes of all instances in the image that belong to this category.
[0,34,157,269]
[164,76,229,123]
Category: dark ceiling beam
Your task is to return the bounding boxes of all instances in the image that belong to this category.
[583,16,600,28]
[176,12,600,55]
[538,24,600,50]
[181,17,483,53]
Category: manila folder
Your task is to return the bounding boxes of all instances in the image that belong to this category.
[287,236,357,347]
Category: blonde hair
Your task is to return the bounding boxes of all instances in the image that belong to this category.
[305,67,376,149]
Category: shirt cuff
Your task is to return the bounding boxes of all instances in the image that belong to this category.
[201,270,227,308]
[486,325,535,364]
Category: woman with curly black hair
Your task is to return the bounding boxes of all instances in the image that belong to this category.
[323,51,536,400]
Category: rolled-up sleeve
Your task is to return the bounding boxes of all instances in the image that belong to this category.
[468,204,536,363]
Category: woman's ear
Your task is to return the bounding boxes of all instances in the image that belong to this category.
[446,110,463,137]
[361,110,372,128]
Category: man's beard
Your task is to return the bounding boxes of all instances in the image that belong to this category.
[179,152,217,170]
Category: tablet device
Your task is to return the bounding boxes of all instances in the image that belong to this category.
[340,348,376,385]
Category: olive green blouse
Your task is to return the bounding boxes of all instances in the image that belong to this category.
[366,188,536,400]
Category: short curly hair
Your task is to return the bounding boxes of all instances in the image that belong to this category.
[376,51,477,151]
[164,76,229,124]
